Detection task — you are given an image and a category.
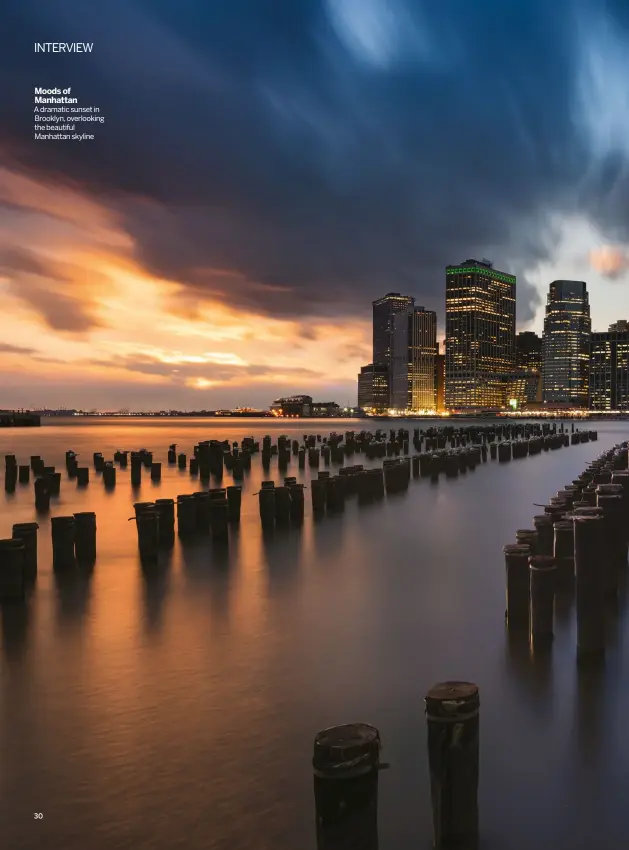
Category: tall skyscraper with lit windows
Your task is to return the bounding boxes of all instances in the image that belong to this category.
[541,280,591,407]
[390,306,437,411]
[445,259,516,408]
[372,292,415,406]
[589,321,629,411]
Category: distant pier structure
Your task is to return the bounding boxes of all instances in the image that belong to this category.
[0,411,41,427]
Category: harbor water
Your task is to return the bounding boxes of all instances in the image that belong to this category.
[1,417,628,850]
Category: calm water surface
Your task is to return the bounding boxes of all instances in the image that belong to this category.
[1,417,628,850]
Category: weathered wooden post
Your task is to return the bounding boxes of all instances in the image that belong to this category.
[51,516,76,569]
[18,465,30,484]
[289,483,305,524]
[210,497,229,540]
[154,500,175,548]
[150,462,162,482]
[313,723,381,850]
[259,484,276,529]
[553,520,575,580]
[596,489,624,598]
[130,452,142,487]
[529,556,557,644]
[73,512,97,564]
[12,522,38,581]
[0,538,25,600]
[504,544,531,629]
[193,491,212,534]
[103,462,116,488]
[574,515,606,663]
[227,486,242,523]
[425,682,480,850]
[515,529,538,555]
[176,494,197,538]
[533,514,554,557]
[135,509,160,563]
[34,476,50,512]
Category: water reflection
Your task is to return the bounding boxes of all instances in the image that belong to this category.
[0,419,627,850]
[0,599,31,662]
[54,565,93,631]
[555,576,575,627]
[141,558,172,636]
[575,665,605,769]
[504,628,553,712]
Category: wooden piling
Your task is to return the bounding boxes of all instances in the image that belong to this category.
[136,509,159,563]
[34,476,50,511]
[425,682,480,850]
[176,495,197,538]
[0,538,26,600]
[51,516,76,569]
[313,723,381,850]
[154,499,175,548]
[529,556,557,643]
[73,512,97,564]
[210,497,229,540]
[574,515,606,662]
[504,544,531,629]
[12,522,38,581]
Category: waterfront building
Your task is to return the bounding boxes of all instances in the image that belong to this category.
[372,292,415,405]
[542,280,591,407]
[445,259,516,409]
[357,362,389,412]
[503,372,542,409]
[390,307,437,411]
[513,331,543,404]
[270,395,313,416]
[589,321,629,411]
[516,332,543,371]
[435,346,445,412]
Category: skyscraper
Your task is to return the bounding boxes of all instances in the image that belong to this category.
[357,362,389,412]
[435,343,445,412]
[542,281,591,407]
[372,292,415,405]
[515,331,543,405]
[445,259,516,409]
[589,321,629,411]
[516,332,543,371]
[390,307,437,411]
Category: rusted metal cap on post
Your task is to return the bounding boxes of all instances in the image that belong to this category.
[313,723,381,779]
[425,681,479,722]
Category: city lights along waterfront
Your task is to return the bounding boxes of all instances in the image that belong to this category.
[2,416,629,850]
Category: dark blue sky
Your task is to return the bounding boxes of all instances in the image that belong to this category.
[2,0,629,329]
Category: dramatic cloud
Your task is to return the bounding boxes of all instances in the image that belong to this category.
[589,245,629,279]
[2,0,629,406]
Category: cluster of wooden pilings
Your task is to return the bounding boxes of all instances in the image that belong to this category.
[0,512,96,600]
[313,681,480,849]
[504,440,628,660]
[0,422,596,569]
[130,486,243,564]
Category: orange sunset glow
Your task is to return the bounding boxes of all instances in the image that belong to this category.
[0,168,371,410]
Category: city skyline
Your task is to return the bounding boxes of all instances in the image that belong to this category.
[3,1,629,410]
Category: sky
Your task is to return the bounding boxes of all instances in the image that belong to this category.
[2,0,629,410]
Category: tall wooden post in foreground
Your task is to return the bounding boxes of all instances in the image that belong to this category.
[313,723,381,850]
[425,681,480,849]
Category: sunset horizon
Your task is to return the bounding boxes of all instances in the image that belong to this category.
[3,0,629,410]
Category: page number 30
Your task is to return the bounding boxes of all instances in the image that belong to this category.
[34,813,43,819]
